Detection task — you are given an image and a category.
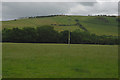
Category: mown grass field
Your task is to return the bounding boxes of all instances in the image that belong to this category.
[3,43,118,78]
[2,16,118,36]
[0,43,1,79]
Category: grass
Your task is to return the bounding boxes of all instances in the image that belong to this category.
[54,26,81,32]
[81,22,118,36]
[2,16,118,36]
[3,43,118,78]
[0,43,1,79]
[2,16,119,78]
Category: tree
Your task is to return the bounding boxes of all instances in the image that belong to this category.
[59,30,69,43]
[22,27,37,42]
[36,25,59,43]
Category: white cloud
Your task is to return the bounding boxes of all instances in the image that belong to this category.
[67,2,118,15]
[96,0,119,2]
[68,4,88,15]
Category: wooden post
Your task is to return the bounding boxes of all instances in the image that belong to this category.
[68,30,70,47]
[68,19,71,47]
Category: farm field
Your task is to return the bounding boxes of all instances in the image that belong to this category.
[2,16,118,36]
[2,43,118,78]
[0,43,1,79]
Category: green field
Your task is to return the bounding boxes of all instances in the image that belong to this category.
[0,43,1,79]
[3,43,118,78]
[2,16,118,36]
[2,16,119,78]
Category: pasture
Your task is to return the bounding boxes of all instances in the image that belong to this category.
[2,43,118,78]
[2,16,118,36]
[0,43,1,79]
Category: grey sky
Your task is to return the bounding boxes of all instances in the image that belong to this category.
[1,0,119,21]
[2,0,119,2]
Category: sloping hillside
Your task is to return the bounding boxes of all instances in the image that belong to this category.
[2,16,118,36]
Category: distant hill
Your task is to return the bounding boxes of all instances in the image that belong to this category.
[2,16,118,36]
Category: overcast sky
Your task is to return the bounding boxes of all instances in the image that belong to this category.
[0,0,119,21]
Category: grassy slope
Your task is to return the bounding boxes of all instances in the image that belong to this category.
[3,43,118,78]
[2,16,118,36]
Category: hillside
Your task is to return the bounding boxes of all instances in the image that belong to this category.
[2,16,118,36]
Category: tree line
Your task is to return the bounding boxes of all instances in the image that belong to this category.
[2,25,119,45]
